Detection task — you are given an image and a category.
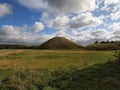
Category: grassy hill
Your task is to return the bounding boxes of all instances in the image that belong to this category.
[86,41,120,50]
[38,37,82,49]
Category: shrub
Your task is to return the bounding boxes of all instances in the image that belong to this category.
[114,51,120,61]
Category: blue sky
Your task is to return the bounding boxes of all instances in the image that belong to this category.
[0,0,40,26]
[0,0,120,45]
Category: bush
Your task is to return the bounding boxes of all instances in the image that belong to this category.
[114,51,120,61]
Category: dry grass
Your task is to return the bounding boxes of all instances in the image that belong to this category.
[0,50,24,57]
[0,50,115,71]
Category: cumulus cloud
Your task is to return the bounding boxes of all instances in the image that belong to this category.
[69,29,112,45]
[109,23,120,41]
[31,22,44,32]
[40,12,53,27]
[69,12,102,29]
[104,0,120,21]
[98,0,119,11]
[104,0,119,7]
[0,25,20,35]
[18,0,101,30]
[91,29,111,40]
[52,16,69,29]
[47,0,97,15]
[51,12,102,30]
[0,24,119,46]
[18,0,97,15]
[18,0,47,10]
[55,30,71,39]
[107,22,120,31]
[0,3,12,18]
[0,25,25,44]
[98,0,120,16]
[110,11,120,20]
[0,25,52,44]
[112,29,120,41]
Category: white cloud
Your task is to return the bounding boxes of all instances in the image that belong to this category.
[112,29,120,41]
[52,16,69,29]
[104,0,119,7]
[31,22,44,32]
[54,30,71,39]
[41,12,49,19]
[0,24,119,46]
[69,29,112,45]
[69,12,102,29]
[107,1,120,20]
[107,22,120,31]
[91,29,111,40]
[0,25,53,44]
[0,3,12,18]
[98,15,105,20]
[18,0,97,15]
[18,0,101,32]
[0,25,25,44]
[47,0,97,15]
[108,23,120,41]
[110,11,120,20]
[99,0,120,12]
[18,0,47,10]
[40,12,53,27]
[51,12,102,30]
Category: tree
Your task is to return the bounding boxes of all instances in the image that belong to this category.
[95,41,99,44]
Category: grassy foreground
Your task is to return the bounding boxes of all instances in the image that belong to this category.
[0,50,119,90]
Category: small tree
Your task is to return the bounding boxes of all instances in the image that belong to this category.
[106,40,109,43]
[100,41,106,44]
[95,41,99,44]
[110,41,114,43]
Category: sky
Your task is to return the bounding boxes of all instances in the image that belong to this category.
[0,0,120,45]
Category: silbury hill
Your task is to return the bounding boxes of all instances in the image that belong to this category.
[38,37,82,49]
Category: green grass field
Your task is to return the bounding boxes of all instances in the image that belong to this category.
[0,50,119,90]
[0,50,115,70]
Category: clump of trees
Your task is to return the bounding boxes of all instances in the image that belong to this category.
[0,45,35,49]
[86,40,120,50]
[94,40,114,44]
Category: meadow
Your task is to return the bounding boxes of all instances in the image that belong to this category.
[0,49,119,90]
[0,50,115,70]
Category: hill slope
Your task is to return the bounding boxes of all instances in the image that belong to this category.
[86,41,120,50]
[38,37,82,49]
